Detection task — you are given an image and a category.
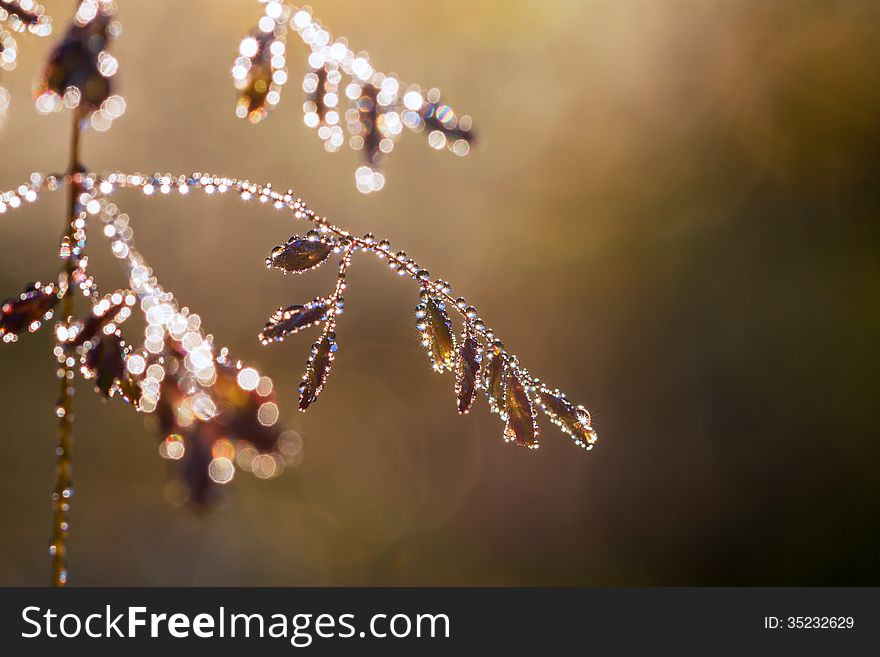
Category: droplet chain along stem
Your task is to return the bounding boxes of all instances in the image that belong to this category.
[2,171,579,413]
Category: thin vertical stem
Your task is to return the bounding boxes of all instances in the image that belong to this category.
[50,108,83,587]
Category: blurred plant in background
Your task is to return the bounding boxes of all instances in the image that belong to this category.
[0,0,52,128]
[232,1,475,193]
[1,0,298,586]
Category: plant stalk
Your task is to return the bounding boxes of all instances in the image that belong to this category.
[50,108,83,587]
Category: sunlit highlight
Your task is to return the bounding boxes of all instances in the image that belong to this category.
[231,2,475,192]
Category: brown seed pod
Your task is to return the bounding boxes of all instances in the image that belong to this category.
[259,297,330,344]
[536,387,597,449]
[212,356,283,454]
[305,65,327,122]
[233,9,287,124]
[415,292,456,372]
[359,83,381,166]
[503,368,540,449]
[0,0,50,32]
[420,99,475,143]
[82,332,125,397]
[266,233,334,274]
[38,9,114,111]
[454,332,482,414]
[178,419,223,509]
[114,373,141,407]
[66,290,134,347]
[482,346,507,415]
[239,33,272,115]
[0,280,59,340]
[298,330,337,411]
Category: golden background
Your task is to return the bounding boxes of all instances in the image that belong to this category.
[1,0,878,585]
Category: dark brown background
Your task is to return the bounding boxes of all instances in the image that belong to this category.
[1,0,878,585]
